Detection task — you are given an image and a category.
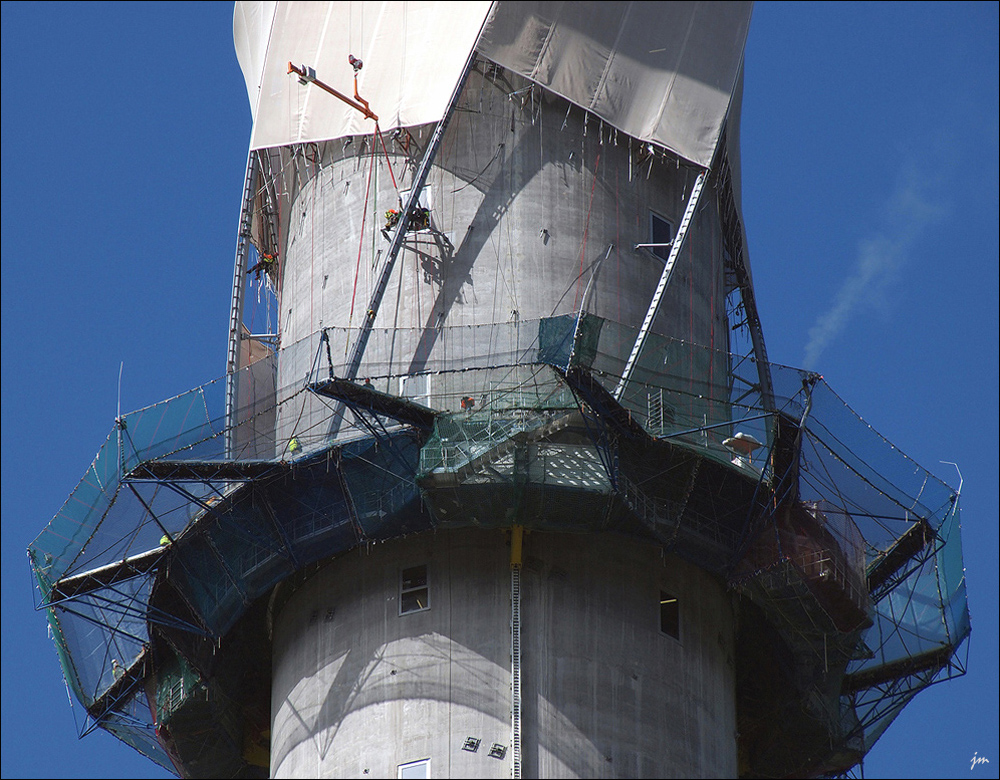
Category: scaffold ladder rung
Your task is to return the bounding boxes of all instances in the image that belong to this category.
[225,151,260,456]
[614,168,707,400]
[511,565,522,779]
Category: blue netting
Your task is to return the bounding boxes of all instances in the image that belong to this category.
[28,319,969,773]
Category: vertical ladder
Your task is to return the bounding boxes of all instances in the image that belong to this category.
[614,168,708,400]
[224,150,259,457]
[648,389,664,436]
[510,565,522,779]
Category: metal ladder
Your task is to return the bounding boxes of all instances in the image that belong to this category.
[510,565,522,779]
[224,151,259,456]
[614,168,708,400]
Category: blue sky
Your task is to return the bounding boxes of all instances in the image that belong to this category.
[2,2,997,779]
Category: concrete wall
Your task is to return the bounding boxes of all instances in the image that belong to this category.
[268,66,732,449]
[275,67,729,350]
[267,62,739,779]
[270,528,737,778]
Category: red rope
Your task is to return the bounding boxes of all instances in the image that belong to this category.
[709,227,716,422]
[688,235,694,399]
[310,177,315,333]
[615,165,621,322]
[349,129,380,326]
[573,153,601,311]
[275,178,283,340]
[375,124,400,196]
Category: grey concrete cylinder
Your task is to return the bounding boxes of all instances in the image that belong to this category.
[270,528,737,778]
[270,66,733,454]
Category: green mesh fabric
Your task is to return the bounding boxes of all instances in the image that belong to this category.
[28,319,969,774]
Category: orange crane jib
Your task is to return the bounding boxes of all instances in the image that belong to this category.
[287,61,378,123]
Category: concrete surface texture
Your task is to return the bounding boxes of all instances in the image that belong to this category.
[270,528,736,778]
[271,67,733,447]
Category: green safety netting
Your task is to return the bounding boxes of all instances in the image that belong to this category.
[28,316,968,776]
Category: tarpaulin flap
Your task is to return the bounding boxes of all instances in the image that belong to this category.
[478,1,752,168]
[234,1,494,150]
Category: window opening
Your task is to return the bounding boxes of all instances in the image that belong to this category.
[400,374,432,406]
[660,591,680,639]
[400,564,429,615]
[648,212,674,261]
[384,187,432,236]
[398,758,430,779]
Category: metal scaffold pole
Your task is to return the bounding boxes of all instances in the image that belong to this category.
[510,526,523,779]
[614,168,707,401]
[225,150,260,457]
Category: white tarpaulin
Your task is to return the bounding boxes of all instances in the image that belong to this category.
[234,1,495,150]
[235,2,751,168]
[478,1,752,169]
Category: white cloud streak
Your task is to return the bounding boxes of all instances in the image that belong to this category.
[802,165,944,370]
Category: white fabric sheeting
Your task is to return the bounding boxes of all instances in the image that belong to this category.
[234,2,752,168]
[233,0,276,124]
[232,1,752,279]
[233,1,494,150]
[478,1,752,169]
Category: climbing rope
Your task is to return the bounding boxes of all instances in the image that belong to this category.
[375,124,401,196]
[348,128,381,338]
[573,153,601,311]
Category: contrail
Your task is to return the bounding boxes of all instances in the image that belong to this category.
[802,165,943,369]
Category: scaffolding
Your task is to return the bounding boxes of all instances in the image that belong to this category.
[29,316,969,778]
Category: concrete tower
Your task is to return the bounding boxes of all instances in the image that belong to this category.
[30,3,970,779]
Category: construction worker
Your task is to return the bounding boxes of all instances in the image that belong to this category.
[288,437,302,455]
[382,207,431,237]
[247,251,276,281]
[381,209,400,240]
[411,207,431,231]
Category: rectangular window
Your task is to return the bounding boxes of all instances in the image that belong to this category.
[400,374,432,406]
[397,187,432,232]
[648,212,674,261]
[398,758,430,779]
[660,591,680,640]
[400,564,429,615]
